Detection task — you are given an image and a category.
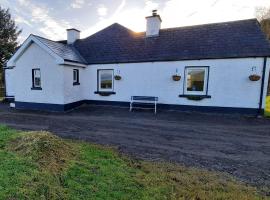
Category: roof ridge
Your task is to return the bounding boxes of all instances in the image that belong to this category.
[81,23,135,41]
[31,34,66,45]
[135,18,258,34]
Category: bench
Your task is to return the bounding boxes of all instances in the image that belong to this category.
[130,96,158,114]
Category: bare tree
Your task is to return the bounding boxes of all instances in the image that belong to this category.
[256,7,270,40]
[256,7,270,21]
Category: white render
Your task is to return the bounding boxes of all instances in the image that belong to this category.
[146,15,161,37]
[9,43,65,104]
[83,58,270,109]
[5,68,15,97]
[67,29,80,44]
[5,40,270,112]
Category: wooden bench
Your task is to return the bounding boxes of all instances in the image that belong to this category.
[130,96,158,114]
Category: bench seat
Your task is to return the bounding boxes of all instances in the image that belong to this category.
[130,96,158,113]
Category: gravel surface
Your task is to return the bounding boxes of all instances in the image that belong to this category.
[0,103,269,188]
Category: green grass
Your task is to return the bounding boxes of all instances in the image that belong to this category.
[0,125,268,200]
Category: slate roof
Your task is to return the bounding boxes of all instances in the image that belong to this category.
[34,19,270,64]
[34,35,86,64]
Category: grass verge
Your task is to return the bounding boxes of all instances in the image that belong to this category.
[265,96,270,117]
[0,125,268,200]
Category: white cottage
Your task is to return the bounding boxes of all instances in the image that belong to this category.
[4,11,270,114]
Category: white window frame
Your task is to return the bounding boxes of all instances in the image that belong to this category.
[98,69,114,92]
[73,69,79,84]
[184,67,209,95]
[33,68,41,88]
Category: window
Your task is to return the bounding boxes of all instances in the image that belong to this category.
[73,69,79,85]
[98,69,113,91]
[32,69,41,89]
[184,67,209,95]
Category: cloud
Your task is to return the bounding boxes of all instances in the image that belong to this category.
[71,0,85,9]
[160,0,270,28]
[82,0,126,37]
[145,0,159,11]
[15,16,32,27]
[97,4,108,17]
[12,0,270,43]
[16,0,70,40]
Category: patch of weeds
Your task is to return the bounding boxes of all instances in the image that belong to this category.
[134,161,266,200]
[8,131,76,173]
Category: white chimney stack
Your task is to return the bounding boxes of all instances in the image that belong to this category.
[146,10,162,37]
[67,28,80,44]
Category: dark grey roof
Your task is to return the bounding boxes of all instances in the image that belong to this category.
[73,19,270,64]
[34,35,86,64]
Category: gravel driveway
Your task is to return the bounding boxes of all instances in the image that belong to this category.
[0,103,269,188]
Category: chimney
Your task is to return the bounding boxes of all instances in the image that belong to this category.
[146,10,162,37]
[67,28,80,44]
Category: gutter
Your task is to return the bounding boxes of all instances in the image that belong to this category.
[258,57,267,116]
[62,60,87,68]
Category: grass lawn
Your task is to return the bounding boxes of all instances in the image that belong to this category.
[0,126,268,200]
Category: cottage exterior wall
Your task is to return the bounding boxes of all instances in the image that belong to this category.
[83,58,267,109]
[63,66,84,104]
[5,69,15,97]
[12,43,65,104]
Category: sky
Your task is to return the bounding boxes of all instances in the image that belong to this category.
[1,0,270,43]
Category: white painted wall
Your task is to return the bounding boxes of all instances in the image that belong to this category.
[12,43,65,104]
[63,66,84,104]
[5,68,15,97]
[83,58,268,109]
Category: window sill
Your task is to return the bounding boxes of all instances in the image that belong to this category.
[94,91,116,96]
[73,82,80,86]
[31,87,42,90]
[179,94,211,100]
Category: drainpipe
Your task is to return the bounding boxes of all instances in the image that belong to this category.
[258,57,267,116]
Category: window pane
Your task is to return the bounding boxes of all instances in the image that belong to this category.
[73,70,77,82]
[34,77,41,87]
[187,69,205,92]
[34,70,40,77]
[33,69,41,87]
[100,71,112,89]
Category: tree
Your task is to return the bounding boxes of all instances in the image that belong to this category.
[256,6,270,40]
[0,6,21,97]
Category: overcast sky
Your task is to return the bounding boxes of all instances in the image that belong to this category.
[1,0,270,43]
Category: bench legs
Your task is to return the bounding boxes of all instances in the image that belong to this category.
[129,100,157,114]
